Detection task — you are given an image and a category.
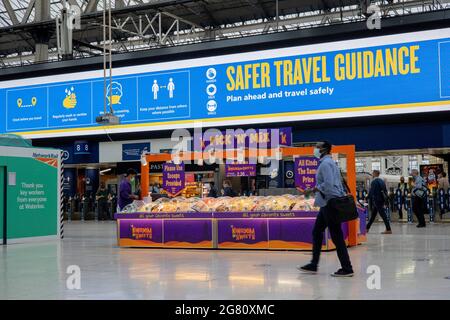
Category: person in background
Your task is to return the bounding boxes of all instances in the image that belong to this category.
[437,172,449,218]
[118,169,139,211]
[249,179,257,196]
[298,141,354,277]
[438,172,449,191]
[151,182,160,194]
[208,182,218,198]
[411,169,427,228]
[96,182,109,220]
[397,176,408,219]
[222,180,236,197]
[366,170,392,234]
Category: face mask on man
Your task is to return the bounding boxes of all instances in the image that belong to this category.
[313,148,322,159]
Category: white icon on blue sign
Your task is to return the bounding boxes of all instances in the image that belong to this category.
[207,100,217,112]
[206,68,217,80]
[152,80,159,100]
[168,78,175,98]
[206,84,217,96]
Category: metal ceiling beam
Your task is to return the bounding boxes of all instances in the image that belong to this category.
[1,0,450,67]
[73,38,114,53]
[85,0,100,13]
[21,0,36,24]
[35,0,50,22]
[200,0,220,27]
[2,9,450,77]
[1,0,19,25]
[162,11,203,29]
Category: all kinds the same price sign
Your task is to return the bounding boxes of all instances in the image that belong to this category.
[294,157,319,192]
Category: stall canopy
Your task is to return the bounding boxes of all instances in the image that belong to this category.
[0,134,32,148]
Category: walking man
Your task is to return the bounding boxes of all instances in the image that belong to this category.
[298,141,354,277]
[366,170,392,234]
[411,169,427,228]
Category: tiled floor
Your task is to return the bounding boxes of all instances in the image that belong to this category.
[1,221,449,299]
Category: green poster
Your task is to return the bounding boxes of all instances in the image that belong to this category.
[0,147,59,241]
[0,167,4,241]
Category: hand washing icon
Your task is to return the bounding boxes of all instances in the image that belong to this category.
[63,86,77,109]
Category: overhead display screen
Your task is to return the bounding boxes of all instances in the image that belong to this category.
[0,28,449,138]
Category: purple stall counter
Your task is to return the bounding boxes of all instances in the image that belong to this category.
[268,218,320,250]
[118,219,213,248]
[116,209,363,251]
[116,211,319,220]
[164,219,213,248]
[358,207,368,243]
[115,212,213,219]
[218,219,269,249]
[118,219,164,247]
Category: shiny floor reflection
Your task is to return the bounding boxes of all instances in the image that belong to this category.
[1,221,450,299]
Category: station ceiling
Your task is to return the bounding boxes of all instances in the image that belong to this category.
[1,0,449,67]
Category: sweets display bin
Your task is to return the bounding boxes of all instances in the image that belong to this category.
[116,207,367,250]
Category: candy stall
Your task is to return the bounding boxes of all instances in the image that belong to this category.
[115,145,367,251]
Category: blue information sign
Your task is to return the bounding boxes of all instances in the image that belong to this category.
[1,31,449,137]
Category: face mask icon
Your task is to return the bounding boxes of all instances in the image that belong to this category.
[17,98,23,108]
[107,82,123,105]
[31,97,37,106]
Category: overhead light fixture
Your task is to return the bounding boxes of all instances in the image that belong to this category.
[100,168,111,175]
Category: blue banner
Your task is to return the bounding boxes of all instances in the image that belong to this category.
[122,142,150,161]
[62,168,77,197]
[1,32,449,136]
[60,142,99,164]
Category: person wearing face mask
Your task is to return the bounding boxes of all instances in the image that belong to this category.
[118,168,139,211]
[298,141,354,277]
[222,180,236,197]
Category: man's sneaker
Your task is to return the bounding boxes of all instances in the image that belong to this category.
[297,263,318,273]
[331,268,354,277]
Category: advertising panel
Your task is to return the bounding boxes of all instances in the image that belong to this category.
[122,142,151,161]
[420,164,444,190]
[1,29,449,138]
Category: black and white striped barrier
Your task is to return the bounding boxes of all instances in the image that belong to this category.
[60,151,65,239]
